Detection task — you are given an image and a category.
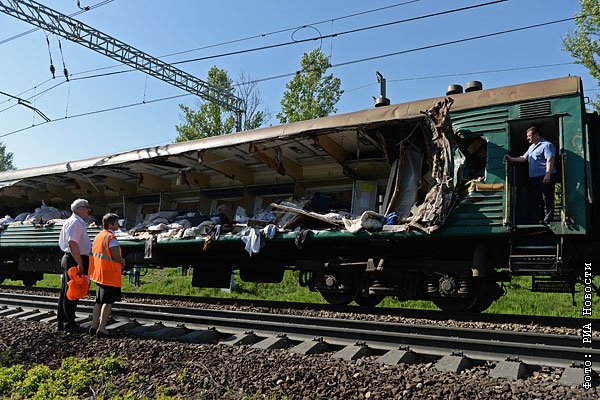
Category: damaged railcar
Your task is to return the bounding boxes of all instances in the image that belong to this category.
[0,76,597,312]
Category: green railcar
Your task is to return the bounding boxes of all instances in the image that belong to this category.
[0,76,597,312]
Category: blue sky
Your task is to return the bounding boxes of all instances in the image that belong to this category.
[0,0,596,169]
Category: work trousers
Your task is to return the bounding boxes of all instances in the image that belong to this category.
[529,175,556,224]
[57,253,89,328]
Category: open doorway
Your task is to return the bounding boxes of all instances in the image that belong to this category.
[508,117,560,225]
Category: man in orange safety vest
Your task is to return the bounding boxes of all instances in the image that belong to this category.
[88,213,125,337]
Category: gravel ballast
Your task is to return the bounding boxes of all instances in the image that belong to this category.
[0,318,596,399]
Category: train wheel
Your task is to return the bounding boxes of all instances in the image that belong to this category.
[22,278,38,287]
[355,295,385,307]
[468,282,504,313]
[432,296,478,313]
[320,291,356,306]
[432,285,501,313]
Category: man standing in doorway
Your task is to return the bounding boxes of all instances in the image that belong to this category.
[504,126,557,224]
[57,198,92,332]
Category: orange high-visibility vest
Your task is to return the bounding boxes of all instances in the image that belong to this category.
[89,230,123,287]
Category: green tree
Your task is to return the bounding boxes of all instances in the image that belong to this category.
[277,49,343,124]
[175,68,269,142]
[0,142,15,171]
[175,66,236,141]
[563,0,600,112]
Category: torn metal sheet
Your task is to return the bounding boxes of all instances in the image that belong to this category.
[381,98,458,235]
[407,98,456,233]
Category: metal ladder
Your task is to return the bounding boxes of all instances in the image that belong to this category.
[509,229,574,293]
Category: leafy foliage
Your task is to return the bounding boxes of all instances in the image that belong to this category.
[0,141,15,172]
[175,66,236,141]
[175,67,269,141]
[563,0,600,112]
[277,49,343,123]
[0,355,125,399]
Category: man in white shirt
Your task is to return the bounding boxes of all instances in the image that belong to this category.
[57,198,92,332]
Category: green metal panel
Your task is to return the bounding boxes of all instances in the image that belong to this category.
[441,191,506,236]
[0,223,144,248]
[554,95,587,234]
[451,107,509,185]
[450,93,588,235]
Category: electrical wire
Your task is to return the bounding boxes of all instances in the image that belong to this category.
[0,0,429,107]
[0,93,191,139]
[0,0,507,109]
[343,62,577,92]
[0,10,593,139]
[65,0,429,77]
[333,17,575,68]
[171,0,509,65]
[0,0,116,46]
[240,16,579,87]
[0,14,586,135]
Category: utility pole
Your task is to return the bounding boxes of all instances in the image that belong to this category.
[0,0,245,131]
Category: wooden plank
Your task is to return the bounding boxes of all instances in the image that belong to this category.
[200,151,253,185]
[0,186,25,199]
[251,143,303,181]
[316,134,357,179]
[104,176,136,195]
[23,188,50,202]
[181,170,210,188]
[74,179,104,198]
[46,183,76,201]
[138,173,171,192]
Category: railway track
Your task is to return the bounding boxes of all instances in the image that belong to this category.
[0,291,597,385]
[0,284,589,329]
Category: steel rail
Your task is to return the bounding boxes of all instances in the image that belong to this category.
[0,285,590,329]
[0,292,597,370]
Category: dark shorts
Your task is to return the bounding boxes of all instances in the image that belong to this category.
[96,283,121,304]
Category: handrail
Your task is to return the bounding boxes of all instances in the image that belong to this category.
[503,160,510,226]
[561,151,567,226]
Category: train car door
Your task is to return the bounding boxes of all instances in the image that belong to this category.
[507,117,561,226]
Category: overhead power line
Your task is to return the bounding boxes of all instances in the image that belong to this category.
[344,62,578,92]
[333,17,575,68]
[0,92,191,140]
[69,8,573,88]
[0,0,428,99]
[0,13,588,138]
[242,16,578,87]
[159,0,428,60]
[0,0,507,110]
[0,0,115,46]
[0,0,245,129]
[171,0,509,65]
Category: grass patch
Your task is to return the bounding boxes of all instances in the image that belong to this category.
[4,270,598,317]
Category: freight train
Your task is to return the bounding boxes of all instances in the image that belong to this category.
[0,76,598,312]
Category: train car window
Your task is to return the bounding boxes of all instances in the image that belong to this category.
[212,199,242,214]
[462,137,488,180]
[176,201,200,211]
[107,205,123,215]
[139,203,159,219]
